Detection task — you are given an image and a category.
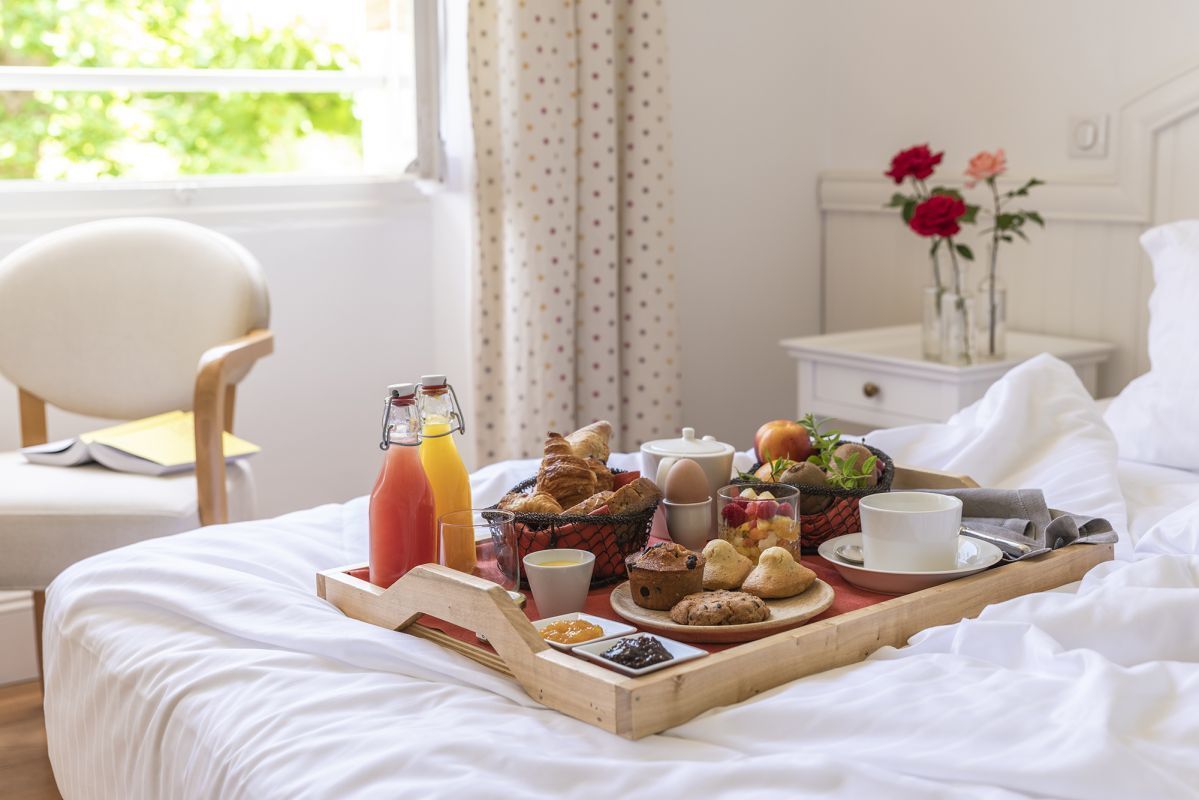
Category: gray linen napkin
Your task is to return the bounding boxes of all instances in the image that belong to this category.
[932,488,1118,561]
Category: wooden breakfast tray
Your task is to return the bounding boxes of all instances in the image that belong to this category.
[316,465,1114,739]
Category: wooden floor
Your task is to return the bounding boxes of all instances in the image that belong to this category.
[0,682,61,800]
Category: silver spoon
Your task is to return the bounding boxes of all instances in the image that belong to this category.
[835,543,864,564]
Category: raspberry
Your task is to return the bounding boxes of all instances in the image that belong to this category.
[721,503,748,528]
[755,499,779,519]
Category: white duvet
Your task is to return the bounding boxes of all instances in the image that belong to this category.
[44,355,1199,799]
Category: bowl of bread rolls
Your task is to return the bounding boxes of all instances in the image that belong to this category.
[494,421,662,587]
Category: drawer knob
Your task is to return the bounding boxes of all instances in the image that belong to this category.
[862,382,881,398]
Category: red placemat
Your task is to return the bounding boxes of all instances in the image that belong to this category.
[409,535,892,656]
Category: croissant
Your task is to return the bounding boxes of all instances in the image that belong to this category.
[566,420,612,462]
[543,432,574,459]
[606,476,662,515]
[587,458,614,492]
[499,490,563,515]
[536,456,598,508]
[562,491,614,516]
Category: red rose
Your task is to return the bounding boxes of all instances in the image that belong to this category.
[885,144,943,184]
[909,194,966,238]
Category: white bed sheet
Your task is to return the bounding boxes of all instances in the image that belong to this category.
[43,356,1199,799]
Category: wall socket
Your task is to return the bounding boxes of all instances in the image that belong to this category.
[1068,114,1109,158]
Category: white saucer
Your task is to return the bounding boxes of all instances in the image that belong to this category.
[818,532,1003,595]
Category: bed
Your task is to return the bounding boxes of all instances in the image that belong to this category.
[42,355,1199,799]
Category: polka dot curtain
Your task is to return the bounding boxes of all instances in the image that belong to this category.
[468,0,682,463]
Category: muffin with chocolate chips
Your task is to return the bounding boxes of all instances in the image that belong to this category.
[625,542,705,610]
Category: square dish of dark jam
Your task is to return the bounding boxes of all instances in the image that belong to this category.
[573,633,708,676]
[601,635,673,669]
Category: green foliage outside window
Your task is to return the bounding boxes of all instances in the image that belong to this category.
[0,0,363,180]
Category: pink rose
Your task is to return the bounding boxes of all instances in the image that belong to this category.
[965,149,1006,188]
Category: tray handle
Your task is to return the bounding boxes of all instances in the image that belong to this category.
[318,563,551,663]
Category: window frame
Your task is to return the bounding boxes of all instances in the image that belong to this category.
[0,0,442,203]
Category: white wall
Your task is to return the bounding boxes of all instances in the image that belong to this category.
[666,1,826,449]
[819,0,1199,179]
[666,0,1199,438]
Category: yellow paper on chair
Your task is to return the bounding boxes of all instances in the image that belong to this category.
[21,411,260,476]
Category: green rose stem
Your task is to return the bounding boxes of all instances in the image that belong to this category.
[985,177,1003,357]
[945,234,972,365]
[913,177,944,296]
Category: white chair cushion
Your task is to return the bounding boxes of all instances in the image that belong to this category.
[0,217,269,420]
[0,452,256,589]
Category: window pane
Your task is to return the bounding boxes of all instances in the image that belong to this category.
[0,0,387,70]
[0,90,363,180]
[0,1,415,180]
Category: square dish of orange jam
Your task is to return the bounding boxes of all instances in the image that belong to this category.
[539,618,605,644]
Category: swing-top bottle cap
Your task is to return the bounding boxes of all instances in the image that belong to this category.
[388,382,417,398]
[420,374,447,388]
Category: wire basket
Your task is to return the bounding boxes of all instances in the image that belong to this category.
[735,445,894,551]
[488,470,658,587]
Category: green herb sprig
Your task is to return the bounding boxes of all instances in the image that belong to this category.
[800,414,878,489]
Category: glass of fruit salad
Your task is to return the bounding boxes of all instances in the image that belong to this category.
[716,483,801,562]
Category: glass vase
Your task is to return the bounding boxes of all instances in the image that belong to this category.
[921,285,943,361]
[975,275,1007,360]
[939,290,976,366]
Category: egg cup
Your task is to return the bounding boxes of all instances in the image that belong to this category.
[663,497,714,552]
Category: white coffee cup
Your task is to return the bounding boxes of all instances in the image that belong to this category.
[523,548,596,617]
[859,492,962,572]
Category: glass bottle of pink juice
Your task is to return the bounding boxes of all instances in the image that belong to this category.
[369,383,437,588]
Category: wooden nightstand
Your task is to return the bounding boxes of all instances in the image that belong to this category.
[779,325,1115,429]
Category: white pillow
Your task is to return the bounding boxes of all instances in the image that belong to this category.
[1104,220,1199,469]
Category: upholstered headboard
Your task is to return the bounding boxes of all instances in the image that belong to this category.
[818,65,1199,398]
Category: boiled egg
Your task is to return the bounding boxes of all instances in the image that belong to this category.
[664,458,711,504]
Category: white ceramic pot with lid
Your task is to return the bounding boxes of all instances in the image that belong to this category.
[640,427,736,501]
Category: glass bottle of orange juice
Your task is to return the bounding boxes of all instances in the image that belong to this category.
[417,375,475,572]
[369,383,436,588]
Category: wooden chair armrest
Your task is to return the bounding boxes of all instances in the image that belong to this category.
[194,329,274,526]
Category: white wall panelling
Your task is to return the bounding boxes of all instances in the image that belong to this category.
[819,64,1199,399]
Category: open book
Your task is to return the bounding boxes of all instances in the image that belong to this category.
[20,411,260,476]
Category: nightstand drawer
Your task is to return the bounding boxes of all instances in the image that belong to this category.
[782,325,1113,430]
[807,362,956,424]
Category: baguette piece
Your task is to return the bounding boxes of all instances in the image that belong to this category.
[566,420,612,462]
[606,476,662,515]
[562,490,614,516]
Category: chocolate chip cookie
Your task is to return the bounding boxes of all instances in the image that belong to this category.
[669,590,770,626]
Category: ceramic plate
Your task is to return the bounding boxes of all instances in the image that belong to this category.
[531,612,636,651]
[608,579,835,643]
[573,633,708,677]
[818,532,1003,595]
